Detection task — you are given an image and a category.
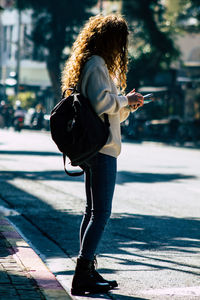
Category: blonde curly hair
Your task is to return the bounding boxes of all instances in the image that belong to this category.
[61,14,129,96]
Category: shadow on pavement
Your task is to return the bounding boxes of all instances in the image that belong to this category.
[81,293,148,300]
[0,174,199,278]
[0,170,196,184]
[109,295,148,300]
[117,171,196,184]
[0,150,61,156]
[0,170,84,182]
[107,213,200,255]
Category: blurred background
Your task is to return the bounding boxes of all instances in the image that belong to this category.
[0,0,200,144]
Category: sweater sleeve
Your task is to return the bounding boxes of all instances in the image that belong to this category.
[81,63,128,116]
[119,106,131,123]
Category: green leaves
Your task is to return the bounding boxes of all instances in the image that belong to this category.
[122,0,180,89]
[15,0,98,102]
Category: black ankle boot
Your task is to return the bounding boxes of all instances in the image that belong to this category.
[92,256,118,288]
[71,257,112,296]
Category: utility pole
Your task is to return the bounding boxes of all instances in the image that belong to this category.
[99,0,103,13]
[16,9,21,96]
[0,2,4,85]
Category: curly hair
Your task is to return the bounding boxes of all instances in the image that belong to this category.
[62,14,129,96]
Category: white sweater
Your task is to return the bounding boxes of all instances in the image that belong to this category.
[79,55,130,158]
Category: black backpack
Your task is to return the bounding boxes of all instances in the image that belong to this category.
[50,89,110,176]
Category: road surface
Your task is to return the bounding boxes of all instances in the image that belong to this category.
[0,128,200,299]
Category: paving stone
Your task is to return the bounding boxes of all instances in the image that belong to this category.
[0,256,15,262]
[15,286,38,291]
[6,270,25,276]
[2,263,20,268]
[17,290,43,299]
[0,285,18,297]
[0,257,16,262]
[10,275,32,285]
[0,297,20,300]
[0,215,71,300]
[0,271,10,283]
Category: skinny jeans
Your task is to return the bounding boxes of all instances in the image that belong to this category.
[79,152,117,260]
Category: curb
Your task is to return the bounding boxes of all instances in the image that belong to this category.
[0,214,73,300]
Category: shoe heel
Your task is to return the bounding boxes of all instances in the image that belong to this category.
[71,284,111,295]
[71,288,85,296]
[71,289,85,296]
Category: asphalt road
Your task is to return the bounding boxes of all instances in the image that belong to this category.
[0,128,200,300]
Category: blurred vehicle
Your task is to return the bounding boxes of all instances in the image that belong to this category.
[24,108,50,131]
[143,116,200,144]
[176,119,199,144]
[13,115,24,132]
[43,114,50,131]
[0,100,14,128]
[144,119,171,140]
[0,101,6,128]
[13,101,26,132]
[24,108,36,129]
[121,108,200,144]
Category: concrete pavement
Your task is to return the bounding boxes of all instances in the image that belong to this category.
[0,128,200,299]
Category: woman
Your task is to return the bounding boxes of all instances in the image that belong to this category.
[62,14,144,296]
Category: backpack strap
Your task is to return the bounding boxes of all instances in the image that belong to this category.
[63,88,109,128]
[62,87,76,99]
[104,114,109,127]
[63,154,84,177]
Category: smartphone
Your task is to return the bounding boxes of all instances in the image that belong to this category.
[143,93,154,104]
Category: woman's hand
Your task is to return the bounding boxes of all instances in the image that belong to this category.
[126,89,144,110]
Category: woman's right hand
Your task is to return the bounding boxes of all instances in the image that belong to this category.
[126,89,144,110]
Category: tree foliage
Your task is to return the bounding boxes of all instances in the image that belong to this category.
[15,0,98,102]
[122,0,180,89]
[175,0,200,33]
[15,0,200,98]
[8,91,36,109]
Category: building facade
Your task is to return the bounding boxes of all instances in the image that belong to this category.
[0,2,51,110]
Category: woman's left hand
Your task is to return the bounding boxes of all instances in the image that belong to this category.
[126,90,144,110]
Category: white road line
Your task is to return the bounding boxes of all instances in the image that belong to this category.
[141,286,200,297]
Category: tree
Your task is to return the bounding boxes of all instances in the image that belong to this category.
[122,0,180,89]
[175,0,200,33]
[163,0,200,34]
[16,0,98,103]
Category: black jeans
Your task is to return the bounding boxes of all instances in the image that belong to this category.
[79,153,117,260]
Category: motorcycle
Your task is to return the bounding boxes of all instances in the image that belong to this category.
[13,116,24,132]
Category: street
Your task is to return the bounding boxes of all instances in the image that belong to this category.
[0,128,200,300]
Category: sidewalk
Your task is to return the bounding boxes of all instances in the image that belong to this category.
[0,214,72,300]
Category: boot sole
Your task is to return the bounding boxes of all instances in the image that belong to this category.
[109,281,118,288]
[71,285,111,296]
